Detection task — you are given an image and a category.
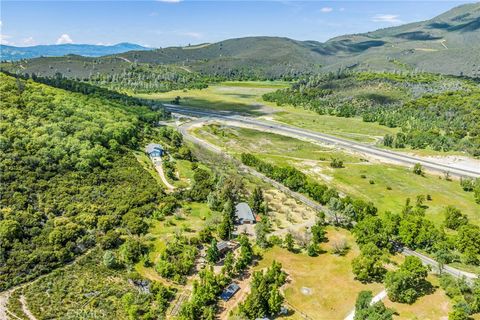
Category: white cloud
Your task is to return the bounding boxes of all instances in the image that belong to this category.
[156,0,181,3]
[339,7,345,12]
[372,14,402,24]
[23,37,35,46]
[56,33,73,44]
[320,7,333,13]
[0,34,13,45]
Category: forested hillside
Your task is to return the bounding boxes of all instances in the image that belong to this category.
[264,71,480,156]
[0,73,167,289]
[1,56,211,93]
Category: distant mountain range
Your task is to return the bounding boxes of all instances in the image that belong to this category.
[2,3,479,77]
[0,43,151,61]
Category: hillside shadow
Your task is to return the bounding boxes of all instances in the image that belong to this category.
[221,92,259,99]
[449,17,480,32]
[395,31,442,41]
[428,17,480,32]
[311,40,386,55]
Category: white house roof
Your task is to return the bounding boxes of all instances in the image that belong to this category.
[145,143,163,154]
[235,202,255,222]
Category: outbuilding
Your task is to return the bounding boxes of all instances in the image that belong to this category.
[235,202,255,224]
[220,283,240,301]
[216,241,231,255]
[145,143,164,157]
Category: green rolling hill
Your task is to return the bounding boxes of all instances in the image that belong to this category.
[2,3,479,78]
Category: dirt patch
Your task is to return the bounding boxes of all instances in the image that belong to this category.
[418,155,480,173]
[0,290,11,320]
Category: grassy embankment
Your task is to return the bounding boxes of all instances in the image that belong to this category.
[6,248,143,320]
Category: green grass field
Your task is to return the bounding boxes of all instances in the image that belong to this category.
[136,202,220,283]
[271,107,399,144]
[193,124,359,163]
[193,124,479,226]
[136,81,288,115]
[172,159,211,189]
[257,227,383,319]
[136,81,480,157]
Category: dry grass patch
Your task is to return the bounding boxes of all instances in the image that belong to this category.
[256,227,383,319]
[263,189,316,231]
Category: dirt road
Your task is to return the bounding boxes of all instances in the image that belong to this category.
[151,156,175,191]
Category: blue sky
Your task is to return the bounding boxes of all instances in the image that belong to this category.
[0,1,475,47]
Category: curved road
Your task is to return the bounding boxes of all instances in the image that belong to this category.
[177,118,331,216]
[164,104,480,179]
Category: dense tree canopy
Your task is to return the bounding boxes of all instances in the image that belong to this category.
[352,242,387,283]
[385,256,430,304]
[0,73,166,289]
[354,290,395,320]
[238,261,287,319]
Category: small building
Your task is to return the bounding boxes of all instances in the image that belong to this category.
[220,283,240,301]
[145,143,164,158]
[216,241,231,255]
[235,202,255,224]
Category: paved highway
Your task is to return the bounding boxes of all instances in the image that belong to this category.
[165,104,480,179]
[402,247,477,283]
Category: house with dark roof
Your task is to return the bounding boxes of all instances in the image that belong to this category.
[235,202,255,224]
[220,283,240,301]
[145,143,164,157]
[216,241,231,255]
